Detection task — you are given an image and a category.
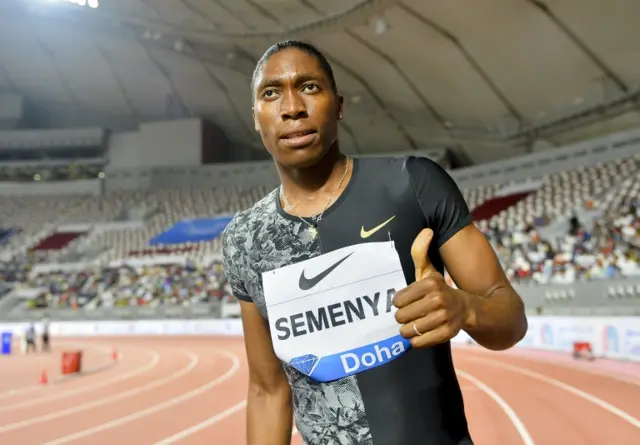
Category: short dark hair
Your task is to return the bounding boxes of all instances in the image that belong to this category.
[251,40,338,101]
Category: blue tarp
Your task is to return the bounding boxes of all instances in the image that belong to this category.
[148,216,233,246]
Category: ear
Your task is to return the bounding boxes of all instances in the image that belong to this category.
[337,95,344,120]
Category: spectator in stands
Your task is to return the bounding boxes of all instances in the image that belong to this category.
[478,200,640,284]
[12,259,232,310]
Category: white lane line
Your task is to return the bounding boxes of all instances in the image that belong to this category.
[0,387,40,399]
[463,356,640,430]
[154,402,301,445]
[0,347,159,413]
[456,370,535,445]
[0,349,196,432]
[43,349,240,445]
[154,403,298,445]
[152,380,482,445]
[465,348,640,388]
[0,342,116,400]
[153,377,488,445]
[153,401,247,445]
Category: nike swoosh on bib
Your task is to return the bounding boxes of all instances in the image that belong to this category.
[299,252,354,291]
[360,215,396,239]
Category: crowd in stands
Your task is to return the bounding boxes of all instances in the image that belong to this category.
[467,159,640,285]
[2,259,231,310]
[482,204,640,285]
[1,156,639,311]
[0,163,104,182]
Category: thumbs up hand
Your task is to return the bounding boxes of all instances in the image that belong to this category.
[392,228,474,349]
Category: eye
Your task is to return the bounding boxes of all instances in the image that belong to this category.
[261,89,278,99]
[302,84,319,93]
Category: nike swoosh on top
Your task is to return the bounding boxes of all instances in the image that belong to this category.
[360,215,396,239]
[299,252,354,291]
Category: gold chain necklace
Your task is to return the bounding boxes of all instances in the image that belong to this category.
[281,157,351,239]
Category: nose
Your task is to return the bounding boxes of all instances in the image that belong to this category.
[280,89,307,120]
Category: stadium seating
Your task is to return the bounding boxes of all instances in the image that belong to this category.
[606,170,640,214]
[0,154,639,314]
[16,259,229,310]
[0,164,103,182]
[457,157,640,294]
[0,194,123,258]
[472,157,640,231]
[86,186,269,262]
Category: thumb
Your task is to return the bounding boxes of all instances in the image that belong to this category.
[411,228,437,281]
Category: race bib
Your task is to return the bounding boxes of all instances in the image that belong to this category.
[262,241,411,382]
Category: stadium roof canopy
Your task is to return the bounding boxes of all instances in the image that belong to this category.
[0,0,639,163]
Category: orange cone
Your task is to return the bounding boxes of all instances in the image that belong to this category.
[39,370,48,385]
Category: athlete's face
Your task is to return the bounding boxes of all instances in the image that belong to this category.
[252,48,343,168]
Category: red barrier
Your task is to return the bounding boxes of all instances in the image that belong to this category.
[572,341,594,361]
[61,350,83,375]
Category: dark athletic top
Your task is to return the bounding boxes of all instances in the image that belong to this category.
[222,156,474,445]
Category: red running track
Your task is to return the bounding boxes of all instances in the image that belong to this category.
[0,337,639,445]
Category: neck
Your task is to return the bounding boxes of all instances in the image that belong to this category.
[278,143,347,197]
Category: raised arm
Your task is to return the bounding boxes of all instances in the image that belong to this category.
[440,224,527,349]
[392,157,527,351]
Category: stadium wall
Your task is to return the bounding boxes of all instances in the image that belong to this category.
[1,316,638,362]
[107,118,202,168]
[101,125,640,191]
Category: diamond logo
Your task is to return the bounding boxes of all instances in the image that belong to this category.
[289,354,319,376]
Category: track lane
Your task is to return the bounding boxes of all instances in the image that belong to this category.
[460,348,640,418]
[0,344,159,417]
[457,371,534,445]
[3,337,639,445]
[0,345,189,444]
[144,339,250,445]
[487,348,640,386]
[0,340,114,396]
[454,351,640,444]
[159,341,530,445]
[43,339,244,445]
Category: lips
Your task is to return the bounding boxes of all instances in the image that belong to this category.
[280,129,316,139]
[278,129,318,148]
